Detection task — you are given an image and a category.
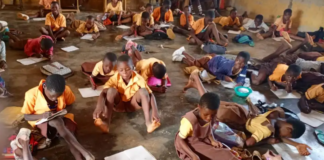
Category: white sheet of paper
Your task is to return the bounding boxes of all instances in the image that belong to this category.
[105,146,156,160]
[221,81,237,89]
[271,89,301,99]
[78,86,103,98]
[248,29,260,33]
[307,111,324,122]
[17,57,48,65]
[117,25,131,29]
[123,36,144,41]
[32,17,46,21]
[61,46,79,52]
[81,34,94,41]
[273,37,283,41]
[0,69,4,72]
[159,23,170,28]
[228,30,241,34]
[247,69,259,75]
[298,113,324,127]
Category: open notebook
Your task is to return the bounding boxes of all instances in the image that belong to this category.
[104,146,156,160]
[78,86,104,98]
[42,62,72,76]
[35,109,67,125]
[81,34,94,41]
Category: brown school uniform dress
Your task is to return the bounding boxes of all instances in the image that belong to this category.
[295,71,324,93]
[174,109,239,160]
[259,53,299,76]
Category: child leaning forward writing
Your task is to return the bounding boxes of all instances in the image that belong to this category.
[21,74,94,160]
[76,15,100,40]
[93,55,161,133]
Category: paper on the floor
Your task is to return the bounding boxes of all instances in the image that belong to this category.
[159,23,170,28]
[78,86,104,98]
[81,34,94,40]
[297,113,324,127]
[32,17,46,21]
[17,57,48,65]
[271,89,301,99]
[117,25,131,29]
[228,30,241,34]
[272,37,295,42]
[306,110,324,122]
[61,46,79,52]
[104,146,156,160]
[123,36,144,41]
[221,81,237,89]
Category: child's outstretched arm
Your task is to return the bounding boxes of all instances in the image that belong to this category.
[268,78,277,91]
[281,138,312,156]
[93,89,108,119]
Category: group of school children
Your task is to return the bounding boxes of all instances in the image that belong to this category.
[1,0,324,159]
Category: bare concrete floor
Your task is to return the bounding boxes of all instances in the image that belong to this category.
[0,10,324,160]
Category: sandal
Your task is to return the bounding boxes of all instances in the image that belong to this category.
[241,149,252,160]
[252,151,262,160]
[315,129,324,145]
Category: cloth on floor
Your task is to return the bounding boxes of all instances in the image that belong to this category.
[295,58,323,72]
[144,30,168,40]
[202,42,227,54]
[232,34,254,47]
[301,43,324,52]
[211,122,244,148]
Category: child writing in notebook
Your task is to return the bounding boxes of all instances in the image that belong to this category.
[214,8,241,31]
[93,55,161,133]
[21,74,94,160]
[8,33,54,60]
[76,15,100,40]
[152,0,174,24]
[88,52,117,89]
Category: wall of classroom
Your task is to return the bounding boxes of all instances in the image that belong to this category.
[233,0,324,32]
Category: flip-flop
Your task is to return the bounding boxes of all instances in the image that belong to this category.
[252,151,262,160]
[115,35,123,41]
[315,129,324,145]
[166,28,175,40]
[15,128,31,148]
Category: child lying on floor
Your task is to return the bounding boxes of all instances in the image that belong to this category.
[243,14,269,33]
[173,47,250,86]
[189,10,228,46]
[75,15,100,40]
[298,83,324,113]
[17,0,56,20]
[257,9,292,42]
[93,55,161,133]
[40,2,70,43]
[214,8,242,31]
[66,13,106,32]
[8,33,54,60]
[21,74,94,160]
[245,107,311,156]
[115,11,154,40]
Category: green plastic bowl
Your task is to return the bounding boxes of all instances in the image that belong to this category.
[234,86,252,98]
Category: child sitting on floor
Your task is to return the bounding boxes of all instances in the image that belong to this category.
[8,33,54,60]
[257,9,292,42]
[173,47,250,86]
[298,83,324,113]
[267,64,301,93]
[81,52,117,89]
[245,107,311,156]
[243,14,269,33]
[175,74,240,160]
[93,55,161,133]
[214,8,242,31]
[40,1,70,43]
[152,0,174,24]
[21,74,94,160]
[76,15,100,40]
[103,0,133,25]
[115,12,154,40]
[132,3,154,26]
[172,6,194,37]
[17,0,56,20]
[189,10,228,46]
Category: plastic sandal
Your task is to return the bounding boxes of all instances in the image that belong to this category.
[252,151,262,160]
[315,129,324,145]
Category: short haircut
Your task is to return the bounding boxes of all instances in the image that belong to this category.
[206,10,215,19]
[51,1,59,6]
[40,38,53,50]
[284,8,292,15]
[45,74,66,93]
[230,8,237,14]
[145,3,152,8]
[287,117,306,138]
[199,92,220,110]
[152,63,166,79]
[237,51,250,64]
[103,52,117,62]
[255,14,263,21]
[117,54,132,64]
[86,15,94,20]
[142,11,150,19]
[163,0,171,5]
[286,64,301,77]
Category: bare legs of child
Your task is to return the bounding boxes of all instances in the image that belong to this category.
[104,88,161,133]
[189,23,228,46]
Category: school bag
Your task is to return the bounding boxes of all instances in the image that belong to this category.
[202,42,227,54]
[232,34,255,47]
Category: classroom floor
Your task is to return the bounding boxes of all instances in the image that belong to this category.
[1,10,324,160]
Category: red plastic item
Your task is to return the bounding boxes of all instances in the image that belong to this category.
[220,0,225,9]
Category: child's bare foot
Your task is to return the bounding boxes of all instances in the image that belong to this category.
[1,4,5,9]
[115,35,123,41]
[94,118,109,133]
[85,153,95,160]
[282,31,291,43]
[282,37,292,49]
[256,33,264,40]
[305,33,315,46]
[147,120,161,133]
[183,71,199,92]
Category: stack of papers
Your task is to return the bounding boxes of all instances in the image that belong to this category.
[17,57,48,65]
[117,25,131,29]
[228,30,241,34]
[271,89,301,99]
[81,34,94,41]
[78,86,104,98]
[61,46,79,52]
[298,111,324,127]
[104,146,156,160]
[123,36,144,41]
